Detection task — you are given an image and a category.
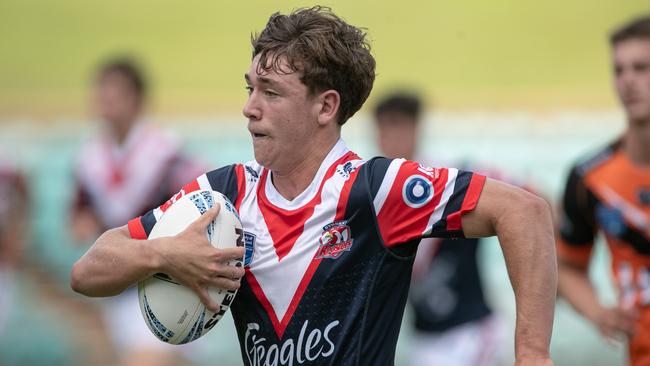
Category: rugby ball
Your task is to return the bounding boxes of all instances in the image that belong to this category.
[138,190,243,344]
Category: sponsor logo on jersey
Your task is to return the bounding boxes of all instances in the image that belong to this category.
[638,188,650,206]
[244,231,256,266]
[160,188,187,212]
[246,165,260,183]
[596,203,626,237]
[244,320,339,366]
[402,175,433,208]
[417,164,440,179]
[336,161,356,179]
[316,221,353,259]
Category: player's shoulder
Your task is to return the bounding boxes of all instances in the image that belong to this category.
[572,138,623,178]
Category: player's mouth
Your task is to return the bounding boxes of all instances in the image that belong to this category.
[252,132,269,139]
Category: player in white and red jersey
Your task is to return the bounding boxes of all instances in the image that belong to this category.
[72,7,557,366]
[70,58,204,366]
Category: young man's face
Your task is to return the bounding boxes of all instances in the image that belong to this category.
[375,112,418,160]
[93,71,141,126]
[613,38,650,124]
[243,54,321,172]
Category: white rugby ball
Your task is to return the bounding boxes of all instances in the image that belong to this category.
[138,190,243,344]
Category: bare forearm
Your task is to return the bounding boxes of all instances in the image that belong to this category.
[496,195,557,360]
[462,179,556,364]
[70,225,161,297]
[558,262,601,321]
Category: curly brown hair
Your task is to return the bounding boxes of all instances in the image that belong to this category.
[251,6,376,125]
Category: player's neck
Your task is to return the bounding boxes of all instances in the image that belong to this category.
[270,135,340,201]
[624,118,650,167]
[107,114,140,146]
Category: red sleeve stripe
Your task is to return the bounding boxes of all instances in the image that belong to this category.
[446,174,486,232]
[159,179,200,214]
[234,164,246,211]
[128,217,147,240]
[422,168,458,235]
[373,158,405,215]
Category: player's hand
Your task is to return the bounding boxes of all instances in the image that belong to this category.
[154,204,246,312]
[71,208,102,244]
[589,305,638,343]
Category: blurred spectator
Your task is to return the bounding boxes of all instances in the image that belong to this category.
[0,157,81,365]
[70,57,204,366]
[373,92,511,366]
[556,15,650,366]
[0,158,29,335]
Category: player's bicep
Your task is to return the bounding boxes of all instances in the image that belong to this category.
[461,178,528,238]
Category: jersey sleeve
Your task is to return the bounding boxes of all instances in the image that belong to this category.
[127,164,245,240]
[556,166,596,267]
[369,158,486,247]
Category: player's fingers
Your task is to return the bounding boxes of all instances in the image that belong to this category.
[209,277,241,292]
[218,246,245,261]
[213,263,245,279]
[194,205,220,229]
[193,285,219,313]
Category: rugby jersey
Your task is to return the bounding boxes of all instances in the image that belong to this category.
[129,139,485,365]
[557,139,650,366]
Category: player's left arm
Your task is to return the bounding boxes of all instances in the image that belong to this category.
[462,178,556,366]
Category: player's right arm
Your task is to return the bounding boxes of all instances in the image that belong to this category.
[556,167,636,340]
[71,183,245,312]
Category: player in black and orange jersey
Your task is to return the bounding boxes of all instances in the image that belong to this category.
[557,14,650,366]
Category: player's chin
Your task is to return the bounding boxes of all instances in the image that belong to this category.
[252,145,273,168]
[625,104,650,124]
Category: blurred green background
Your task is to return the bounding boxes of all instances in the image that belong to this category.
[0,0,648,118]
[0,1,648,365]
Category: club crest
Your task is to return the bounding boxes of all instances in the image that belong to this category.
[316,221,353,259]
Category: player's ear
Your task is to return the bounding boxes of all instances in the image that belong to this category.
[315,89,340,127]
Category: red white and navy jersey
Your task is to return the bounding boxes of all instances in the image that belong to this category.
[128,140,485,365]
[74,120,204,230]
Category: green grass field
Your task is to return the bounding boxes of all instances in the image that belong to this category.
[0,0,647,118]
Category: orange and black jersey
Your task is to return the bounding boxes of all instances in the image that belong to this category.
[558,138,650,308]
[558,138,650,365]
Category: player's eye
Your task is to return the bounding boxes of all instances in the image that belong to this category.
[245,86,253,95]
[634,62,649,74]
[264,89,279,97]
[613,65,623,77]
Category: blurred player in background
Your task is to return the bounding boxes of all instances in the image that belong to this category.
[373,92,511,366]
[557,14,650,366]
[70,57,204,366]
[0,158,28,338]
[72,7,557,365]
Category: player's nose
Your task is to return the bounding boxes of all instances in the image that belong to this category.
[243,93,261,120]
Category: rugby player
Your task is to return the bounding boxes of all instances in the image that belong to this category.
[72,7,556,365]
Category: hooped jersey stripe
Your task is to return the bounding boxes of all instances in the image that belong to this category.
[373,159,484,247]
[373,158,404,215]
[447,173,486,231]
[127,217,147,240]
